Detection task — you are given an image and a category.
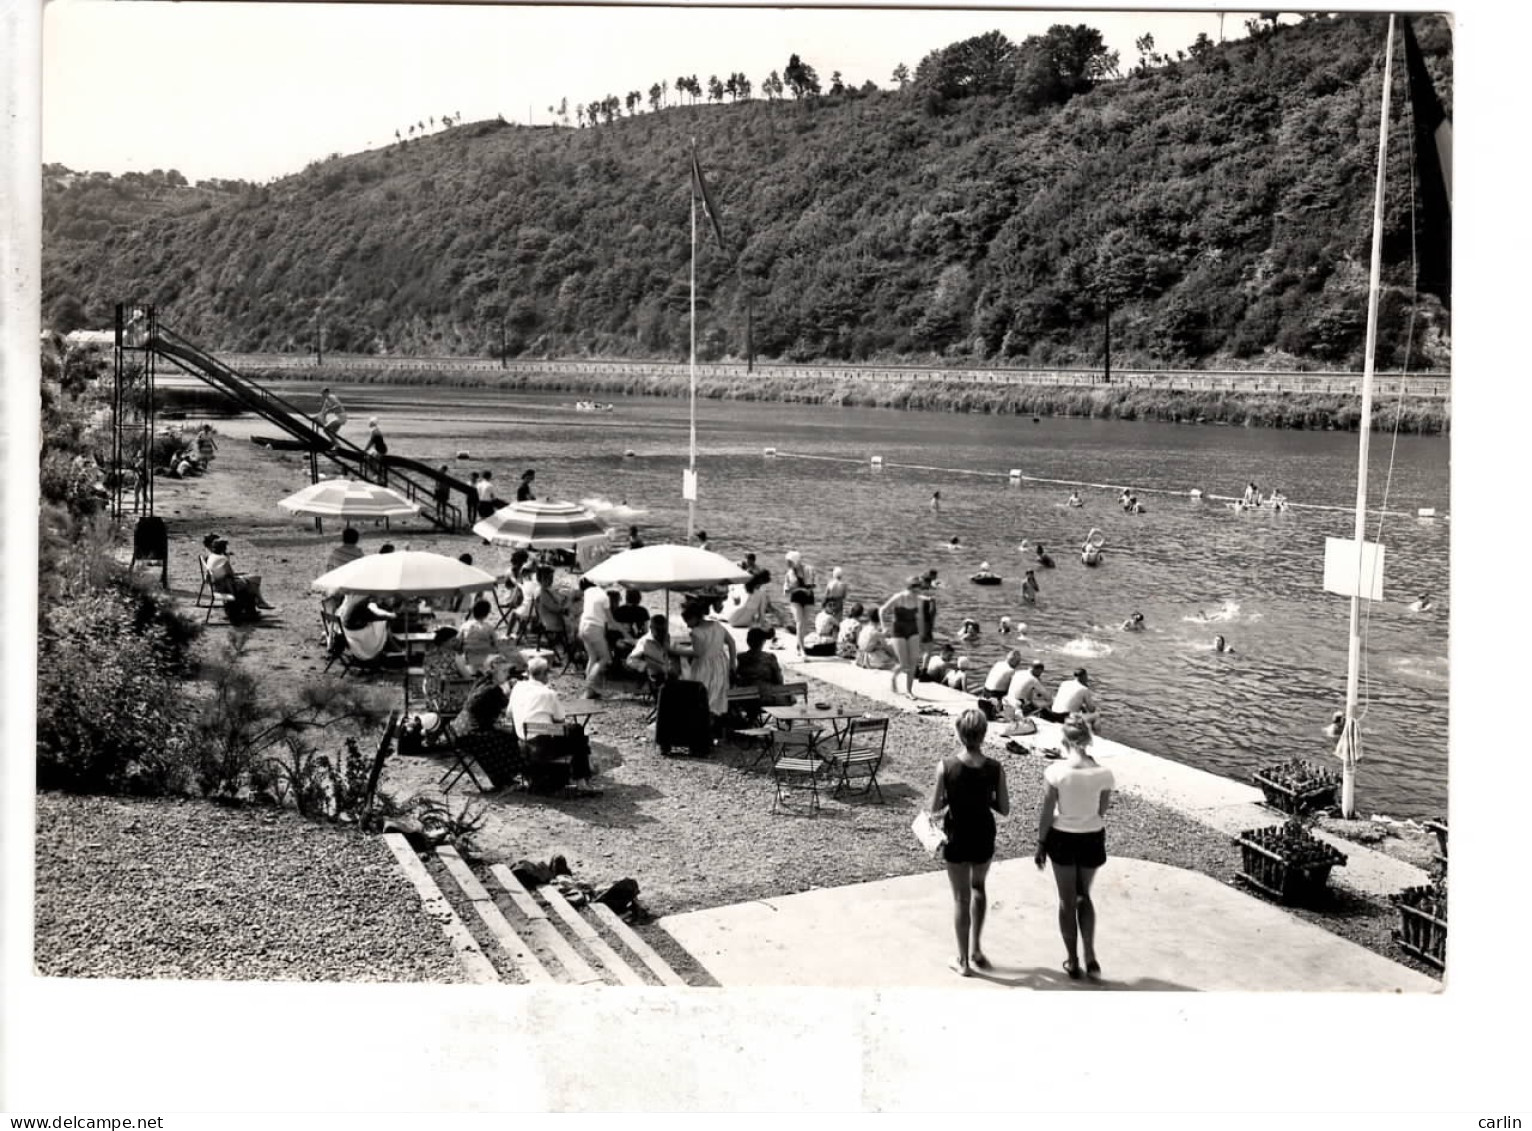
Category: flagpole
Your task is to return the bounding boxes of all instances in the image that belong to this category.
[1338,13,1394,820]
[688,140,698,542]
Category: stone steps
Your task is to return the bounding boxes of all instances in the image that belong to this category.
[382,834,688,986]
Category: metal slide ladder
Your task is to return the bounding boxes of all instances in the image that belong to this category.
[148,325,469,532]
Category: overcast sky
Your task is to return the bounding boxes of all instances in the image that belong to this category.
[43,2,1279,183]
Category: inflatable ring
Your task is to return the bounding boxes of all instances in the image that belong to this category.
[970,573,1002,586]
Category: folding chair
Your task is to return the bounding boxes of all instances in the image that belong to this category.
[194,554,215,613]
[521,720,575,794]
[319,607,351,672]
[522,618,567,665]
[826,716,890,802]
[442,728,523,793]
[130,516,169,589]
[422,672,474,752]
[725,686,774,769]
[768,681,822,756]
[772,748,831,815]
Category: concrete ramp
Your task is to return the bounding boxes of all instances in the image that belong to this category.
[659,857,1439,993]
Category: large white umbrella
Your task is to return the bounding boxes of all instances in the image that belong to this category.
[473,498,608,549]
[279,479,419,521]
[312,550,496,598]
[582,544,750,592]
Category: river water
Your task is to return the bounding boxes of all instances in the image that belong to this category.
[270,381,1452,819]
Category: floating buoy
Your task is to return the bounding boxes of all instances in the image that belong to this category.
[870,455,884,467]
[1417,507,1436,518]
[764,447,777,457]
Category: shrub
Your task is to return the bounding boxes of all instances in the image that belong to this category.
[36,587,194,794]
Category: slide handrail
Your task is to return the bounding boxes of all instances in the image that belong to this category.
[148,325,466,532]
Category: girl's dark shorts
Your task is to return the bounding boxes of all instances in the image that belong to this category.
[789,588,815,606]
[1045,827,1107,868]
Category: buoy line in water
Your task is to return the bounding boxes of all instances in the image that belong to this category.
[770,451,1434,519]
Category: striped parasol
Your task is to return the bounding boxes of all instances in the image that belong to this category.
[278,479,419,521]
[473,498,608,549]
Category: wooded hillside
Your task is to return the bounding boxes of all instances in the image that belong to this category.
[42,13,1451,371]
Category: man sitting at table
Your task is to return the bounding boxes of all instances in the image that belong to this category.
[508,656,596,793]
[627,614,681,687]
[326,527,363,572]
[735,627,785,689]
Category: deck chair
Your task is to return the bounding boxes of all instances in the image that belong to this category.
[772,748,831,815]
[442,728,523,793]
[422,672,476,751]
[826,716,889,802]
[194,554,216,613]
[130,516,169,589]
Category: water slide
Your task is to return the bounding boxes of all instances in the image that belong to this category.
[148,325,471,532]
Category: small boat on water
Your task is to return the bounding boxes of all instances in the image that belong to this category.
[574,400,615,412]
[970,562,1002,586]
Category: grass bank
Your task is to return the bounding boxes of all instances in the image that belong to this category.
[161,366,1451,435]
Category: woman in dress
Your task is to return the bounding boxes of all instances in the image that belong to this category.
[670,602,736,737]
[1034,717,1115,981]
[855,609,898,670]
[929,708,1011,977]
[878,576,925,699]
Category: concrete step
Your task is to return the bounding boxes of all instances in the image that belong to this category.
[590,903,688,988]
[381,833,498,984]
[487,864,604,985]
[433,846,553,984]
[538,883,647,987]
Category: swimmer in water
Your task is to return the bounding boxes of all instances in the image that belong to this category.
[959,618,981,644]
[1409,592,1434,613]
[1035,543,1055,568]
[1067,490,1083,507]
[948,536,961,549]
[1323,711,1345,740]
[1020,569,1039,606]
[999,615,1013,635]
[1213,634,1234,654]
[1122,612,1145,632]
[1242,482,1259,507]
[1081,528,1105,566]
[931,490,942,514]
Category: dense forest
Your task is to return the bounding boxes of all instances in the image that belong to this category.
[42,13,1452,371]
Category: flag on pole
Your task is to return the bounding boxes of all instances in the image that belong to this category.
[1401,16,1451,311]
[691,149,728,254]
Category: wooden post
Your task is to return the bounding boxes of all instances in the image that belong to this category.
[360,711,401,829]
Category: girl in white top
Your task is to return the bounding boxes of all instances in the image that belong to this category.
[576,579,619,697]
[1034,718,1115,981]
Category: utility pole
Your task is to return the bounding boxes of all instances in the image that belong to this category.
[500,316,508,369]
[316,299,325,366]
[1102,296,1112,384]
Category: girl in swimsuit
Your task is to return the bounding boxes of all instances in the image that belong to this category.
[879,576,926,700]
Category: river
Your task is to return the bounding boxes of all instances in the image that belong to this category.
[270,381,1452,819]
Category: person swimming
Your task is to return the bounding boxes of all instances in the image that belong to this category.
[999,615,1013,635]
[959,618,981,643]
[1122,612,1145,632]
[1409,593,1434,612]
[931,491,942,513]
[1034,543,1055,568]
[1066,490,1083,507]
[971,561,1001,585]
[1020,569,1040,606]
[1213,634,1234,654]
[1081,529,1105,567]
[948,536,962,549]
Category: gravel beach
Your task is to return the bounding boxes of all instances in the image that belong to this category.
[30,427,1439,982]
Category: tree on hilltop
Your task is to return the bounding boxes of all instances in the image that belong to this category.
[708,75,724,102]
[762,70,783,101]
[892,62,910,89]
[784,54,820,98]
[648,83,662,112]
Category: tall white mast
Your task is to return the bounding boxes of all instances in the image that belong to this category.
[687,140,698,542]
[1339,14,1396,819]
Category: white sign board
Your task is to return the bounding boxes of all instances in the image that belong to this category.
[681,468,698,502]
[1323,537,1385,601]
